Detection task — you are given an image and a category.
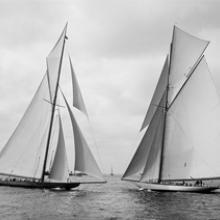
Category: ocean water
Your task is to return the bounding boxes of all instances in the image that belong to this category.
[1,175,220,220]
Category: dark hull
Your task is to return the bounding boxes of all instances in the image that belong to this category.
[0,180,80,190]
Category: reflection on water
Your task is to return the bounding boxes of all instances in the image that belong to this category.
[0,176,220,219]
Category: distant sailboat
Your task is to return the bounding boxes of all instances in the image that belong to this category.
[0,24,106,190]
[122,26,220,193]
[110,166,114,176]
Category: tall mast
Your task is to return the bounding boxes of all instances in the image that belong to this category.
[158,26,175,183]
[41,24,68,183]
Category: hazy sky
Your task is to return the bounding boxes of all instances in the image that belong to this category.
[0,0,220,174]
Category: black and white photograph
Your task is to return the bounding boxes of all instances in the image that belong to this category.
[0,0,220,219]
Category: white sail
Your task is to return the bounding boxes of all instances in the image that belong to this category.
[62,94,105,181]
[46,24,67,102]
[168,26,209,105]
[69,56,88,116]
[140,55,169,130]
[45,111,60,173]
[140,93,166,182]
[49,115,69,182]
[0,75,51,179]
[122,93,166,181]
[162,56,220,180]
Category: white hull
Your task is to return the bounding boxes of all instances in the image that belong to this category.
[137,183,218,193]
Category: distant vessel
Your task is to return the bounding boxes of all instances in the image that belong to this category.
[0,24,105,190]
[122,26,220,193]
[110,166,114,176]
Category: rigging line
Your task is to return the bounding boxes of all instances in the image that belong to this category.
[151,104,166,109]
[203,58,220,102]
[43,98,65,108]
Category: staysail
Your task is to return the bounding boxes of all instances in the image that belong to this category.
[140,55,169,130]
[122,92,166,182]
[62,94,105,181]
[140,92,166,182]
[49,114,69,182]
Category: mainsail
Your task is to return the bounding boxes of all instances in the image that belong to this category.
[123,26,220,184]
[162,56,220,180]
[0,75,51,179]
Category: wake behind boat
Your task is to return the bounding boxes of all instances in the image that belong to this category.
[122,26,220,193]
[0,24,106,190]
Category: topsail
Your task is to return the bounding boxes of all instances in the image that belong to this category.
[47,24,67,103]
[168,26,209,105]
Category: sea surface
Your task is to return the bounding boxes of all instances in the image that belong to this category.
[1,175,220,220]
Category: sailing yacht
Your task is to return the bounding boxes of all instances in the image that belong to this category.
[122,26,220,193]
[0,24,106,190]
